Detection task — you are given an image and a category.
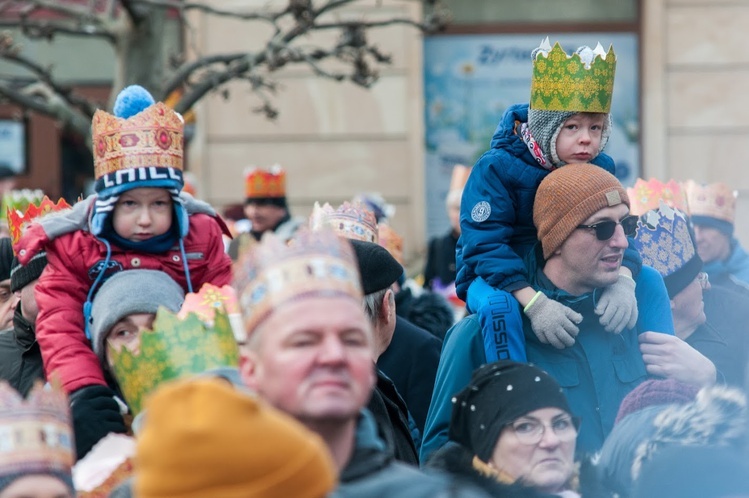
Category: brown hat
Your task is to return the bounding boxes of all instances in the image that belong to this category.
[534,163,629,259]
[135,378,337,498]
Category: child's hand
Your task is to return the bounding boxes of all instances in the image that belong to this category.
[596,274,638,333]
[523,292,582,349]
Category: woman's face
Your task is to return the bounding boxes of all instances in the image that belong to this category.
[489,407,577,494]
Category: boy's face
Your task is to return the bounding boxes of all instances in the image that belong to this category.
[112,187,173,242]
[105,312,156,368]
[554,113,606,164]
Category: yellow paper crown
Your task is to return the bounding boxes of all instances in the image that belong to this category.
[8,196,72,250]
[683,180,736,224]
[378,224,404,265]
[108,307,240,415]
[0,382,74,477]
[245,165,286,199]
[627,178,689,216]
[530,39,616,113]
[309,201,379,243]
[233,229,363,336]
[91,102,184,183]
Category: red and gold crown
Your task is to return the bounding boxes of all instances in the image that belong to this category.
[309,201,378,243]
[8,196,72,250]
[627,178,689,216]
[683,180,736,224]
[378,224,404,265]
[0,382,73,477]
[233,229,363,336]
[178,283,245,343]
[245,165,286,199]
[91,102,183,185]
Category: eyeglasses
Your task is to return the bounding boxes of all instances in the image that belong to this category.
[576,215,639,241]
[507,416,579,445]
[697,272,709,290]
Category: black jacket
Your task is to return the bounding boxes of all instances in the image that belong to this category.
[0,304,45,396]
[424,230,459,291]
[367,369,419,466]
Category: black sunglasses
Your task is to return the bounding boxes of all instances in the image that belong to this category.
[576,214,639,241]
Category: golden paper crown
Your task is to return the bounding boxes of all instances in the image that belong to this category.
[627,178,689,216]
[683,180,736,224]
[449,164,471,192]
[378,224,404,265]
[178,283,246,343]
[0,382,74,477]
[309,201,378,243]
[245,165,286,199]
[531,39,616,113]
[108,307,240,415]
[8,196,72,249]
[233,229,363,336]
[91,102,184,182]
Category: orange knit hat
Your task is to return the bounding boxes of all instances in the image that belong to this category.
[534,163,629,259]
[135,378,336,498]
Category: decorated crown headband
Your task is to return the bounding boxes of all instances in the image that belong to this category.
[683,180,736,224]
[530,38,616,113]
[0,382,74,477]
[108,306,240,415]
[245,165,286,199]
[632,202,697,278]
[8,195,72,250]
[233,229,363,336]
[309,201,379,243]
[627,178,689,216]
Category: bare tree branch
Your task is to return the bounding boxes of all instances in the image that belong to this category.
[120,0,147,24]
[0,81,90,137]
[130,0,286,22]
[6,0,117,42]
[161,52,247,100]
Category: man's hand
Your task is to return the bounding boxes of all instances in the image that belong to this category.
[524,292,582,349]
[639,332,717,387]
[596,274,638,333]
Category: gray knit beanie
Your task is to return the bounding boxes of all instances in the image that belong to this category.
[527,109,612,168]
[90,270,185,364]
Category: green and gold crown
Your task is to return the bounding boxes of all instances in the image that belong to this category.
[109,307,239,415]
[530,39,616,113]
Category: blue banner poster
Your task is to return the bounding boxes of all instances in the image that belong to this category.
[424,33,639,238]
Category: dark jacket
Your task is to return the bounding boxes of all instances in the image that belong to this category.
[686,321,747,387]
[367,369,419,465]
[0,304,44,396]
[424,230,459,291]
[378,316,442,433]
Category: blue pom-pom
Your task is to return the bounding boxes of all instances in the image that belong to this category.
[113,85,155,119]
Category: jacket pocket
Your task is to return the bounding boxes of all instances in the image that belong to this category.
[612,358,648,385]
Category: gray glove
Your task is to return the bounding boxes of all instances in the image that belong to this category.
[523,292,582,349]
[595,274,638,334]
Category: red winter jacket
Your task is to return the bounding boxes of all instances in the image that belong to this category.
[16,195,233,393]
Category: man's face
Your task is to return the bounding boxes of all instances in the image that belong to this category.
[547,204,629,295]
[0,278,18,330]
[105,313,156,368]
[244,201,287,234]
[554,113,605,164]
[240,296,376,425]
[692,224,731,264]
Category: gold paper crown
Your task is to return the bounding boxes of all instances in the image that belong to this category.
[91,102,184,181]
[8,196,72,250]
[627,178,689,216]
[245,165,286,199]
[233,229,363,336]
[309,201,379,243]
[0,382,74,477]
[683,180,736,224]
[530,39,616,113]
[378,224,404,265]
[108,307,240,415]
[449,164,471,192]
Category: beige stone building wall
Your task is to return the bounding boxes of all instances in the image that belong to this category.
[643,0,749,243]
[187,0,426,267]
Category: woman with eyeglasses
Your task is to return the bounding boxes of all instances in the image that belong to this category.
[427,360,607,497]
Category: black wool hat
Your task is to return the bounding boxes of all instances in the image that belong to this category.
[0,238,13,281]
[10,252,47,293]
[349,240,404,295]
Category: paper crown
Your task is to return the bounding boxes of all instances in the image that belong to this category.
[309,201,379,243]
[178,283,246,343]
[91,101,184,191]
[108,306,240,415]
[0,382,74,478]
[378,224,404,265]
[8,195,72,249]
[233,229,363,336]
[683,180,736,225]
[245,165,286,199]
[449,164,471,192]
[627,178,689,216]
[530,38,616,113]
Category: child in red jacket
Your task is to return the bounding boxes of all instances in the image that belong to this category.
[15,85,232,458]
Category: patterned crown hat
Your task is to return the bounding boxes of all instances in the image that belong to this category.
[233,229,363,336]
[108,305,240,415]
[309,201,379,243]
[530,37,616,113]
[0,381,74,479]
[177,283,246,343]
[377,223,404,266]
[245,165,286,199]
[0,188,45,223]
[632,202,702,297]
[8,195,72,251]
[683,180,736,226]
[627,178,689,216]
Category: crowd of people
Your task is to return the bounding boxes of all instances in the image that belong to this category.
[0,37,746,498]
